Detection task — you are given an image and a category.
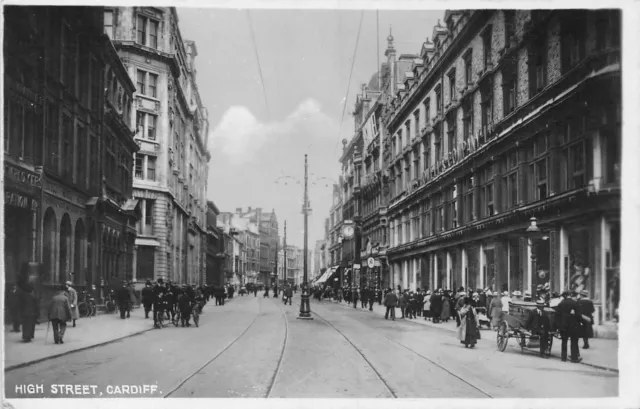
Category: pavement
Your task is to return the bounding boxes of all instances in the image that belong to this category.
[3,293,618,399]
[326,297,619,372]
[3,296,239,371]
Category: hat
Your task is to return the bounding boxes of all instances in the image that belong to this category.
[426,291,431,295]
[524,291,531,297]
[570,290,579,297]
[536,284,543,290]
[543,282,551,290]
[561,290,570,297]
[580,290,589,297]
[513,291,522,296]
[157,278,164,284]
[65,281,73,286]
[536,299,546,306]
[502,291,509,296]
[146,280,152,286]
[472,292,479,297]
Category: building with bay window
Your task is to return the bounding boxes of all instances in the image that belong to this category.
[109,7,211,285]
[382,9,620,325]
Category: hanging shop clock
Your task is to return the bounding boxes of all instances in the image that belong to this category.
[342,224,355,240]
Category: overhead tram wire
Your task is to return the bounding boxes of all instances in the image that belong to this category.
[333,10,365,157]
[246,10,271,121]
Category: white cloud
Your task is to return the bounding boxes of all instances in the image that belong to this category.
[209,98,337,165]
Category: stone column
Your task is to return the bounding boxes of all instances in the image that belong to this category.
[479,245,485,289]
[446,251,452,290]
[461,248,468,289]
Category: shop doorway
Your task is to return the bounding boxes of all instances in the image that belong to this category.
[136,246,156,283]
[4,206,32,284]
[59,214,72,284]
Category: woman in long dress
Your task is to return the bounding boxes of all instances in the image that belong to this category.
[457,297,480,348]
[440,294,451,323]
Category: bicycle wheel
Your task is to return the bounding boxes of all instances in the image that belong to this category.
[496,321,508,352]
[192,310,199,327]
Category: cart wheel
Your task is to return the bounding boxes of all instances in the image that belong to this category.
[545,334,553,356]
[496,321,508,352]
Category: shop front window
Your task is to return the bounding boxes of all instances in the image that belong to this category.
[567,228,592,298]
[467,247,479,290]
[509,239,522,293]
[605,222,620,322]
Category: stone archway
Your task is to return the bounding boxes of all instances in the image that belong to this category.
[59,214,72,284]
[42,207,57,283]
[74,219,85,285]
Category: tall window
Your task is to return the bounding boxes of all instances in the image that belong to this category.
[76,125,86,187]
[504,11,516,45]
[104,10,114,39]
[91,58,101,113]
[414,110,420,137]
[144,199,155,235]
[448,69,457,104]
[446,115,456,155]
[562,13,586,73]
[90,133,98,191]
[501,150,518,210]
[529,34,548,96]
[422,198,431,237]
[136,111,157,141]
[137,70,158,98]
[559,116,589,192]
[422,140,430,171]
[424,98,431,126]
[135,154,144,179]
[147,156,157,181]
[526,133,549,202]
[480,82,493,140]
[483,25,493,69]
[463,175,474,224]
[434,128,442,164]
[435,86,442,115]
[62,24,76,92]
[61,115,73,179]
[480,164,494,217]
[447,185,458,229]
[106,136,117,185]
[137,15,159,49]
[413,149,420,179]
[464,50,473,85]
[503,66,517,115]
[463,98,473,142]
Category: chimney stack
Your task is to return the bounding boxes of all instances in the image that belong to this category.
[236,207,242,214]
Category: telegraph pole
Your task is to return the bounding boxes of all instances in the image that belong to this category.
[298,154,313,319]
[283,220,287,290]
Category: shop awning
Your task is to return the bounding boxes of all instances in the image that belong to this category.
[136,238,160,247]
[122,198,139,212]
[314,267,335,285]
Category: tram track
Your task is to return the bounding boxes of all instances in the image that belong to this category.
[312,307,494,399]
[164,295,290,398]
[163,296,264,398]
[265,298,290,398]
[311,311,398,398]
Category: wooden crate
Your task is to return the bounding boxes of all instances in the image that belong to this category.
[509,301,557,331]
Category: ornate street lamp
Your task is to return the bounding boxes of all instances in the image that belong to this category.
[525,216,549,302]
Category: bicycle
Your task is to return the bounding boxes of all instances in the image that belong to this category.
[77,291,97,318]
[191,302,200,327]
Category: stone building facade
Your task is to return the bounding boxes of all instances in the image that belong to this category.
[3,6,139,311]
[109,7,210,285]
[381,10,620,324]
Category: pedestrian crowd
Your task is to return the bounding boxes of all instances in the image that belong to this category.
[310,282,595,360]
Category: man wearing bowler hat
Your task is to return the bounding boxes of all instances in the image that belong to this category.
[65,281,79,327]
[526,299,551,358]
[556,290,582,363]
[577,289,595,349]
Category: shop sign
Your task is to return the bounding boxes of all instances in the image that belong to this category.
[4,163,42,189]
[426,134,482,181]
[374,260,381,267]
[5,190,38,211]
[367,257,375,268]
[43,181,86,207]
[353,263,361,270]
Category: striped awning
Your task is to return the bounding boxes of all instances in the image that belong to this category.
[314,267,335,285]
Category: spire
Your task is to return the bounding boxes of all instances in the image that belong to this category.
[387,25,394,46]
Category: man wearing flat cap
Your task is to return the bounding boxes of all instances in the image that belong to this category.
[65,281,79,327]
[556,290,582,362]
[116,280,130,319]
[577,290,595,349]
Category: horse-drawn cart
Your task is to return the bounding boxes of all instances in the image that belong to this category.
[496,301,559,356]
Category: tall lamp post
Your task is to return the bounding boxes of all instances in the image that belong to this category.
[283,220,287,292]
[298,155,313,319]
[525,216,548,302]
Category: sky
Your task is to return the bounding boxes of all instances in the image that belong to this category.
[178,8,443,248]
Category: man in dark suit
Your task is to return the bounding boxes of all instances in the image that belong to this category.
[577,290,595,349]
[116,281,130,319]
[367,287,375,311]
[18,281,39,342]
[384,289,398,320]
[556,291,582,363]
[9,284,21,332]
[48,285,72,344]
[141,281,154,319]
[525,300,551,358]
[152,279,167,328]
